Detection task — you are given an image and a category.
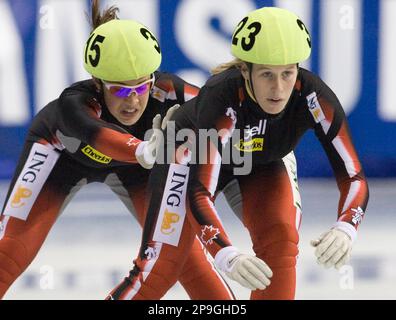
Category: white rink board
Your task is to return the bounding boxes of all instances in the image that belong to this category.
[1,179,395,300]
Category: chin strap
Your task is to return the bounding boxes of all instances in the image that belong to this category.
[244,78,257,103]
[245,62,258,103]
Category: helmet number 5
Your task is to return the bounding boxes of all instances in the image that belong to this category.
[85,34,106,67]
[232,17,262,51]
[140,28,161,54]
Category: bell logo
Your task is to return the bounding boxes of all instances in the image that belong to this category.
[11,185,32,208]
[160,209,180,234]
[244,120,267,139]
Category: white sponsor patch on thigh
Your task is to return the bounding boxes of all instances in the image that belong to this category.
[153,164,189,246]
[0,216,10,240]
[282,151,302,229]
[4,143,60,220]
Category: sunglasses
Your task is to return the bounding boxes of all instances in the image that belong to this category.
[102,74,155,98]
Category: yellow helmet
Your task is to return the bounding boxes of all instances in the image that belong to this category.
[231,7,311,65]
[83,19,161,81]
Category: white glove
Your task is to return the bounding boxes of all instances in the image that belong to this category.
[215,246,273,290]
[135,104,180,169]
[311,227,353,270]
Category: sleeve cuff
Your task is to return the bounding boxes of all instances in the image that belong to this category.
[214,246,240,273]
[135,140,147,158]
[135,141,155,169]
[333,221,357,243]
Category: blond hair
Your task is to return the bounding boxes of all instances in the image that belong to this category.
[211,58,245,75]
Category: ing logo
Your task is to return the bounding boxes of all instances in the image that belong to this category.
[11,185,32,208]
[160,209,180,235]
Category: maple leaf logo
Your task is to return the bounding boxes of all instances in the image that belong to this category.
[351,206,365,225]
[226,107,237,122]
[200,225,220,245]
[126,137,139,147]
[145,246,158,260]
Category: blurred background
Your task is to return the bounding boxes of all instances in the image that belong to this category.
[0,0,395,299]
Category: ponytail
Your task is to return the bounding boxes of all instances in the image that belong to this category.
[211,58,245,75]
[88,0,119,31]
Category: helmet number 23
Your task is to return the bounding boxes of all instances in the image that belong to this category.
[232,17,262,51]
[297,19,311,48]
[85,34,106,67]
[140,28,161,54]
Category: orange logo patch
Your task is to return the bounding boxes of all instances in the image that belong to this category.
[160,209,180,234]
[11,185,32,208]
